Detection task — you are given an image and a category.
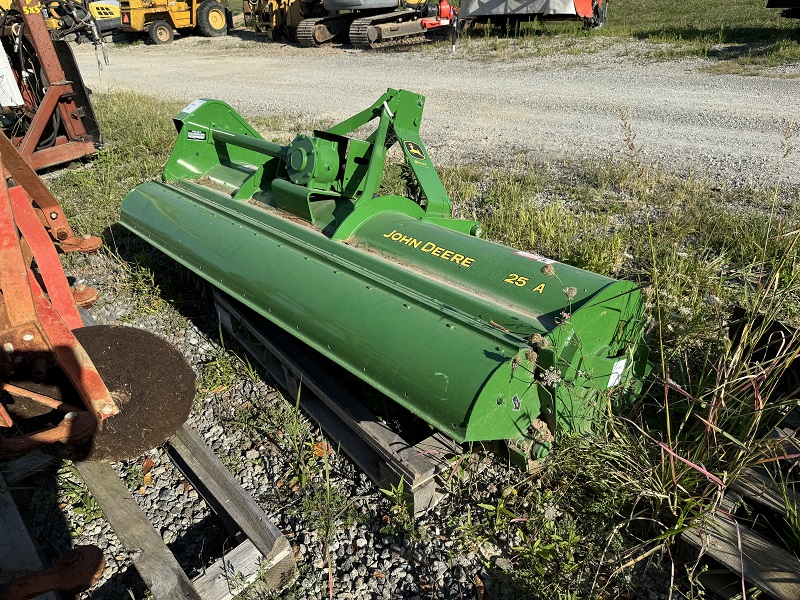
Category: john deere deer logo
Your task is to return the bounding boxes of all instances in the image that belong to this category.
[403,141,426,161]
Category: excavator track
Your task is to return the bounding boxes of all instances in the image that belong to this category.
[297,13,360,47]
[349,10,426,49]
[297,17,326,47]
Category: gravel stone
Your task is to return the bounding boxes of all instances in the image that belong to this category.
[74,36,800,190]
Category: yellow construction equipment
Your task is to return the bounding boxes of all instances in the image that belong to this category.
[120,0,229,44]
[244,0,457,47]
[243,0,321,40]
[89,0,121,35]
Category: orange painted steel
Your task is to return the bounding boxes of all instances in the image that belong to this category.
[9,185,83,330]
[0,545,105,599]
[9,0,98,170]
[0,132,101,252]
[0,141,118,458]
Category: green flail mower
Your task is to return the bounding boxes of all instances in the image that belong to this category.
[120,89,650,464]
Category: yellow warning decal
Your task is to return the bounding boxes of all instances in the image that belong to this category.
[403,141,426,161]
[383,229,475,268]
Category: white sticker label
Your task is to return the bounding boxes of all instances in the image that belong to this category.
[608,359,627,388]
[181,99,206,114]
[515,250,556,264]
[187,130,206,141]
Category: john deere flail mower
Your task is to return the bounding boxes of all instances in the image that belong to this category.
[120,89,649,462]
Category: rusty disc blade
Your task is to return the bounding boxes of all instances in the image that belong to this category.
[71,325,196,462]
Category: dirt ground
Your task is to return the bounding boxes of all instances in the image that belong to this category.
[73,33,800,188]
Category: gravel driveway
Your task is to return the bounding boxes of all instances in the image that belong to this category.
[73,34,800,188]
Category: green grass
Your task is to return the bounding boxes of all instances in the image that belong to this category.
[225,0,244,15]
[603,0,797,42]
[380,119,800,594]
[450,0,800,69]
[197,338,258,394]
[48,92,183,237]
[605,0,800,66]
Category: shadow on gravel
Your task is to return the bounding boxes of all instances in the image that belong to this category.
[103,224,221,335]
[5,407,250,597]
[634,25,800,43]
[224,26,356,51]
[632,25,800,61]
[225,28,261,43]
[17,464,232,599]
[0,226,255,599]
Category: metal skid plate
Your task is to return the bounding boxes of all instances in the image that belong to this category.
[3,325,196,462]
[73,325,196,462]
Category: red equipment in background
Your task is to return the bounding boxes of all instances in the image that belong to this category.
[458,0,607,29]
[421,0,455,29]
[0,0,100,170]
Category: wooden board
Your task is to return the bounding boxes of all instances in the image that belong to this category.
[683,508,800,600]
[781,406,800,431]
[680,401,800,600]
[74,461,202,600]
[167,424,295,591]
[215,292,452,516]
[192,539,263,600]
[772,427,800,466]
[730,467,799,517]
[0,472,59,600]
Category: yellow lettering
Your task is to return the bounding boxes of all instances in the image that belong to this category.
[383,229,397,238]
[532,283,546,294]
[394,238,473,267]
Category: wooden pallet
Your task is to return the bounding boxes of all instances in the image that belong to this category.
[214,291,457,516]
[0,454,59,600]
[0,425,295,600]
[681,418,800,600]
[76,423,296,599]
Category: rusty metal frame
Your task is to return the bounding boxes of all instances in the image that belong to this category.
[0,545,105,599]
[0,131,101,251]
[0,144,116,458]
[7,0,97,170]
